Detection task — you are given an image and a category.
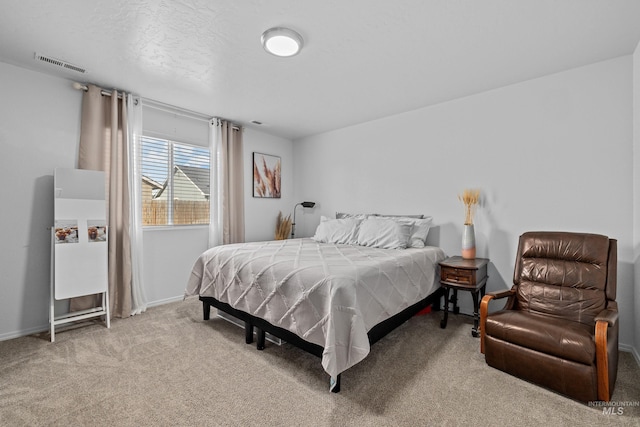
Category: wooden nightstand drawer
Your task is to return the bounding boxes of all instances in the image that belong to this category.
[441,267,474,285]
[439,256,490,337]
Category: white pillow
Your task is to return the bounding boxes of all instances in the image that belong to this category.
[312,216,360,244]
[376,216,433,248]
[335,212,375,219]
[356,218,412,249]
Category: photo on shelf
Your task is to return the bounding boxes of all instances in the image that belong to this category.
[54,220,79,244]
[87,220,107,242]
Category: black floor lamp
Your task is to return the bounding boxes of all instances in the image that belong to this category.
[291,201,316,238]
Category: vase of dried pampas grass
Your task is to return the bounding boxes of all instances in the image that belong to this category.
[275,211,292,240]
[458,189,480,259]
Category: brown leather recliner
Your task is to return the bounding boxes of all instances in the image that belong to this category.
[480,231,618,403]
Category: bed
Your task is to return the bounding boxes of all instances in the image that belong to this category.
[184,215,446,391]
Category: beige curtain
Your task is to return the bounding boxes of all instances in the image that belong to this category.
[209,119,245,246]
[71,84,133,318]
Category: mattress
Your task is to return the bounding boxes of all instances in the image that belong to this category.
[185,238,446,381]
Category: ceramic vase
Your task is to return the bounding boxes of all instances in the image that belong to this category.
[461,224,476,259]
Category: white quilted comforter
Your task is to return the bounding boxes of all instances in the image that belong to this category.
[185,238,446,384]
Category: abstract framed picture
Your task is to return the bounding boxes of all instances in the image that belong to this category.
[253,152,281,198]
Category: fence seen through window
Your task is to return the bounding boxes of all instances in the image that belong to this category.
[141,136,210,226]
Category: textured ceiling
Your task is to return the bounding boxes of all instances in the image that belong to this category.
[1,0,640,140]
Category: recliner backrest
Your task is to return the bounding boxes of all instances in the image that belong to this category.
[513,231,614,324]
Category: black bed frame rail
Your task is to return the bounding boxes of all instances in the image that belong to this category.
[199,287,443,393]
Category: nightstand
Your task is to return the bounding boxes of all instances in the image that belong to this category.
[439,256,489,337]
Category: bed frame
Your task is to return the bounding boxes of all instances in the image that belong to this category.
[199,287,443,392]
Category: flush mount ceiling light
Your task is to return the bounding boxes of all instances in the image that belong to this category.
[261,27,303,57]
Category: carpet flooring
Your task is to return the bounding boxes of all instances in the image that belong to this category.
[1,298,638,426]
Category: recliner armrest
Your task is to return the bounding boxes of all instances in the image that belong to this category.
[486,289,516,299]
[480,288,516,354]
[595,308,618,327]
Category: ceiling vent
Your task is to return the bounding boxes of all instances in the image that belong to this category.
[34,52,87,74]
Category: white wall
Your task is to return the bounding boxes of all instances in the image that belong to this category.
[0,62,82,339]
[293,56,637,351]
[243,128,294,243]
[142,227,209,306]
[0,60,294,338]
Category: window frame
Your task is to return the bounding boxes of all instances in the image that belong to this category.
[140,135,211,227]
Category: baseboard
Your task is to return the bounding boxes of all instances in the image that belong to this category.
[146,295,185,308]
[619,343,640,367]
[0,325,50,342]
[0,295,186,342]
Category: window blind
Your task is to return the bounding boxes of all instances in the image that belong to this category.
[141,102,211,226]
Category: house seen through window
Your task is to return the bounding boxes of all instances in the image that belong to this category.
[141,136,210,226]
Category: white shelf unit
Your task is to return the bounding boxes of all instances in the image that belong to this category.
[50,168,110,342]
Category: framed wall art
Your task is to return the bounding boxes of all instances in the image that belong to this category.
[253,152,281,198]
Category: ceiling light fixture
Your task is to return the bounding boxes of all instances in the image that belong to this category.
[261,27,303,57]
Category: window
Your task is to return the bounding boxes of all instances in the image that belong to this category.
[141,136,210,226]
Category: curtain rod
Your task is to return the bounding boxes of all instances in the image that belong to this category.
[72,82,123,99]
[72,81,240,131]
[143,98,241,131]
